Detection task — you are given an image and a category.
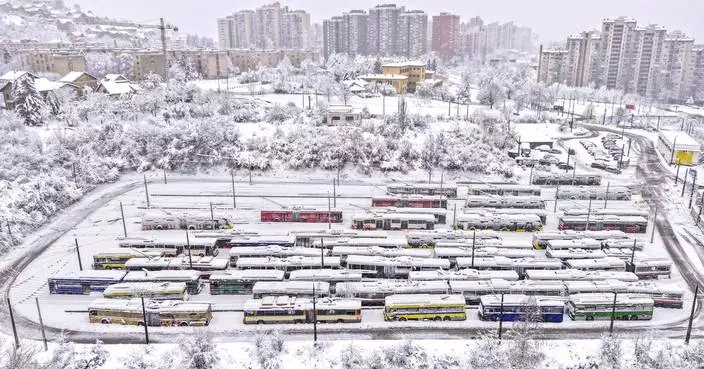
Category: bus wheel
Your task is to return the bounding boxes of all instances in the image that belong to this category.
[257,320,264,325]
[434,316,442,321]
[630,315,638,321]
[179,322,189,327]
[337,319,344,324]
[399,317,407,321]
[101,319,110,324]
[137,321,145,326]
[586,316,594,321]
[294,320,303,324]
[443,317,451,321]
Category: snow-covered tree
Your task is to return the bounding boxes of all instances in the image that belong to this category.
[0,344,41,369]
[253,330,286,369]
[116,53,135,79]
[373,58,383,74]
[119,347,161,369]
[85,52,117,79]
[177,331,219,369]
[477,75,506,109]
[599,334,623,369]
[12,74,46,126]
[336,82,353,105]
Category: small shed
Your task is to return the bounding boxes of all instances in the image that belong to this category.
[657,130,701,166]
[515,131,554,149]
[324,105,361,125]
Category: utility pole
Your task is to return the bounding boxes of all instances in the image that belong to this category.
[156,18,178,81]
[553,185,559,213]
[333,179,337,208]
[453,204,457,230]
[327,192,332,230]
[74,238,83,271]
[685,285,699,344]
[585,198,592,231]
[604,182,610,208]
[629,239,637,269]
[185,231,193,269]
[471,230,476,267]
[609,292,617,335]
[231,171,236,209]
[529,165,534,185]
[140,296,150,344]
[650,207,658,244]
[690,170,698,209]
[35,297,47,351]
[320,238,325,268]
[312,282,318,343]
[498,293,505,340]
[7,297,19,348]
[682,169,690,197]
[120,201,127,238]
[143,174,150,209]
[163,169,167,184]
[675,160,681,185]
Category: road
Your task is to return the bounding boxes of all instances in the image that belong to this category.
[1,136,703,343]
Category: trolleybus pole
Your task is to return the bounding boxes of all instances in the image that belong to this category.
[163,169,167,185]
[650,208,658,244]
[585,199,592,231]
[7,297,19,347]
[689,170,698,209]
[312,282,318,343]
[74,238,83,271]
[320,238,324,268]
[328,192,332,230]
[604,182,610,209]
[553,185,559,213]
[35,297,47,351]
[609,292,617,335]
[629,239,637,269]
[120,201,128,238]
[186,231,193,269]
[453,204,457,230]
[231,171,237,209]
[333,178,337,208]
[685,285,699,344]
[681,169,689,197]
[471,230,476,268]
[140,296,150,344]
[143,174,150,209]
[498,293,505,340]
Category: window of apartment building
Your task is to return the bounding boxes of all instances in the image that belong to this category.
[345,116,355,122]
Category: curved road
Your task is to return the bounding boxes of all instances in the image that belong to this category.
[1,139,703,343]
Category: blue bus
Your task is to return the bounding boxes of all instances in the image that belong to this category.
[48,271,127,295]
[478,294,564,322]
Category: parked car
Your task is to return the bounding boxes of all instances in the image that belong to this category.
[604,164,622,174]
[549,148,563,154]
[591,161,607,170]
[557,162,574,170]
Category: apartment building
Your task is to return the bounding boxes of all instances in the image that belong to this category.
[218,3,310,50]
[343,10,368,56]
[282,10,310,49]
[397,10,427,58]
[20,51,86,76]
[367,3,402,56]
[537,49,568,85]
[662,32,695,101]
[431,12,460,57]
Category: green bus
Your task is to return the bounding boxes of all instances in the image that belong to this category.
[567,293,654,321]
[209,270,285,295]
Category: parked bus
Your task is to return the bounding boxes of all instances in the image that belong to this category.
[434,240,533,250]
[455,213,543,232]
[344,255,450,278]
[408,269,520,282]
[88,298,212,326]
[209,270,285,295]
[543,238,603,250]
[218,235,296,248]
[92,249,166,270]
[525,269,639,282]
[318,238,407,249]
[406,230,502,248]
[371,195,448,209]
[334,280,450,305]
[463,208,548,225]
[626,257,672,279]
[251,281,330,299]
[123,256,229,278]
[102,282,188,300]
[122,270,203,294]
[118,237,219,256]
[229,246,323,264]
[243,295,362,324]
[386,184,458,198]
[564,257,627,272]
[290,230,388,247]
[235,256,342,276]
[370,207,448,224]
[556,187,631,201]
[531,230,628,249]
[449,280,512,304]
[558,216,648,233]
[434,247,536,267]
[546,248,607,260]
[288,269,364,283]
[455,257,564,277]
[562,207,649,218]
[332,246,433,263]
[384,294,467,321]
[624,283,684,308]
[465,196,545,209]
[532,173,601,186]
[351,213,435,231]
[478,294,565,322]
[48,271,127,295]
[260,209,343,223]
[566,293,654,321]
[467,184,541,197]
[141,211,232,231]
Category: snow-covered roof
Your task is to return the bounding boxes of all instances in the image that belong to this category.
[34,77,74,92]
[103,74,129,82]
[97,81,139,96]
[59,71,96,83]
[327,105,357,114]
[659,130,701,152]
[359,74,408,81]
[382,61,426,68]
[0,71,31,81]
[385,294,465,306]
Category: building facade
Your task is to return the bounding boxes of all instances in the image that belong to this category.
[431,12,460,57]
[397,10,427,58]
[218,3,310,51]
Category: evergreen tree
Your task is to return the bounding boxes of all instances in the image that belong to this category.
[373,58,383,74]
[12,74,46,126]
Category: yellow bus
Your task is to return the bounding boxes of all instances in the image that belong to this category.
[102,282,188,300]
[88,298,212,327]
[384,294,466,321]
[243,295,362,324]
[92,249,165,270]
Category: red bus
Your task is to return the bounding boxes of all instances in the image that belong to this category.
[261,210,343,223]
[371,196,447,209]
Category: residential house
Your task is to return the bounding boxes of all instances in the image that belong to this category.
[381,61,428,91]
[324,105,361,125]
[96,75,140,97]
[358,73,408,94]
[0,71,36,109]
[59,71,98,94]
[0,71,78,109]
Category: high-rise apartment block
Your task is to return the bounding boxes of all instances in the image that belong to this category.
[397,10,428,57]
[217,2,310,50]
[431,12,460,57]
[539,16,704,102]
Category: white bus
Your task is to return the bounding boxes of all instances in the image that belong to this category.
[102,282,188,300]
[435,247,536,262]
[467,184,541,197]
[370,207,448,224]
[124,256,229,275]
[118,237,219,256]
[455,213,543,232]
[465,195,545,209]
[434,240,533,250]
[626,257,672,279]
[331,246,433,262]
[532,230,627,249]
[525,269,639,282]
[556,186,631,201]
[563,280,629,295]
[209,270,285,295]
[544,238,603,250]
[345,255,450,278]
[546,248,607,260]
[625,282,684,308]
[291,230,389,247]
[243,296,362,324]
[564,257,626,272]
[334,280,450,305]
[408,269,519,281]
[449,280,512,304]
[122,270,203,294]
[288,269,364,284]
[567,293,654,321]
[141,211,232,231]
[235,256,342,276]
[228,246,324,263]
[316,238,407,249]
[406,230,502,247]
[352,213,436,231]
[251,281,331,299]
[455,256,514,271]
[463,207,548,224]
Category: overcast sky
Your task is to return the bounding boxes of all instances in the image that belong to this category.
[66,0,704,44]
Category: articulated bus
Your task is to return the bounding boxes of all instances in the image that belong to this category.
[122,270,203,294]
[384,294,467,321]
[118,237,219,256]
[229,246,324,264]
[386,184,458,198]
[351,213,435,231]
[235,256,342,276]
[344,255,450,279]
[371,195,448,209]
[92,249,167,270]
[408,269,520,282]
[243,295,362,324]
[567,293,654,321]
[478,294,565,322]
[525,269,639,282]
[251,281,331,299]
[88,298,212,326]
[48,271,127,295]
[334,280,450,306]
[370,207,448,224]
[406,230,502,248]
[102,282,188,300]
[332,246,433,263]
[531,230,628,249]
[467,184,541,197]
[209,270,285,295]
